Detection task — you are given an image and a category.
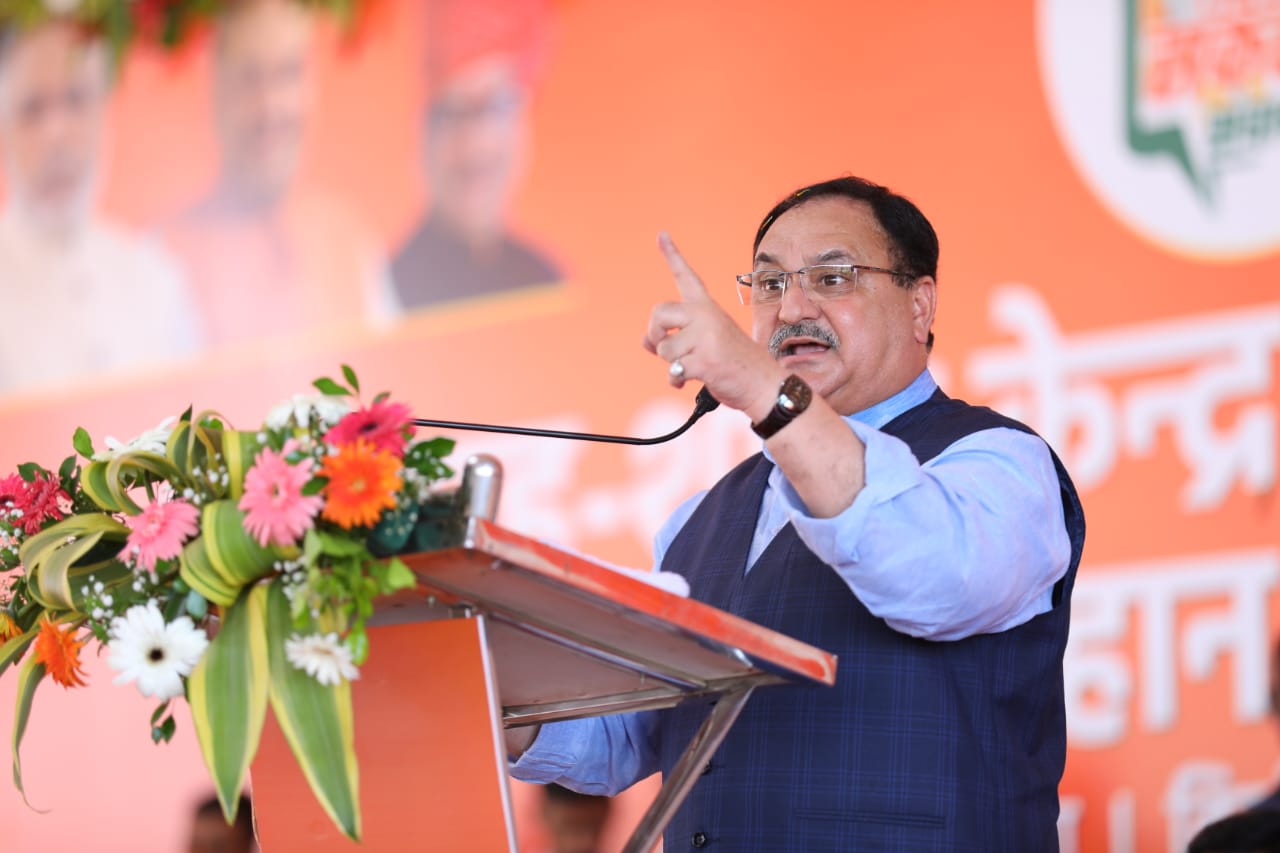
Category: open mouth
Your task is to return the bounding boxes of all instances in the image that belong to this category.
[778,339,832,358]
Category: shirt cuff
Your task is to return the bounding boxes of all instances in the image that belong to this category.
[509,720,587,783]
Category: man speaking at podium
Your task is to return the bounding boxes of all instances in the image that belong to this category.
[510,176,1085,852]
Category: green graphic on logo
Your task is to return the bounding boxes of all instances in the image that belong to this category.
[1124,0,1280,208]
[1125,0,1207,202]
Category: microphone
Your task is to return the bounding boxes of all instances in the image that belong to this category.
[411,387,721,446]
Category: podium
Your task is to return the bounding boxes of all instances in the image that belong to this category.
[250,517,837,852]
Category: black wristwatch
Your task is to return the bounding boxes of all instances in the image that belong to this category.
[751,374,812,439]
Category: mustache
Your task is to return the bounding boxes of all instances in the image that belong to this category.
[768,322,839,358]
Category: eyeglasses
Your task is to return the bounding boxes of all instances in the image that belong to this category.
[734,264,911,305]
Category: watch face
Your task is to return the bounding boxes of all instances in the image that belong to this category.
[779,374,812,413]
[751,374,813,439]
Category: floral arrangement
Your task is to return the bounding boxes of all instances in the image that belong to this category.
[0,367,457,840]
[0,0,367,56]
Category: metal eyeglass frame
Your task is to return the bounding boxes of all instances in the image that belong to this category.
[734,263,911,305]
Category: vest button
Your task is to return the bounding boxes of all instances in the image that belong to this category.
[692,831,708,847]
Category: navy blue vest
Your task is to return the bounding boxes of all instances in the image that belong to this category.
[656,389,1085,852]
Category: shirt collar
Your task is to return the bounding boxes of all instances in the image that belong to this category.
[761,368,937,460]
[849,368,937,430]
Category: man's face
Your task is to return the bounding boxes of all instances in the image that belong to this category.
[426,54,528,242]
[213,0,313,205]
[750,196,935,416]
[0,24,105,235]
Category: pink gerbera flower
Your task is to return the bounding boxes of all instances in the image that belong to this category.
[323,399,414,458]
[123,499,200,574]
[238,445,323,547]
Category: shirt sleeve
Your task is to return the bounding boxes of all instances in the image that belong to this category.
[779,423,1072,641]
[509,711,661,796]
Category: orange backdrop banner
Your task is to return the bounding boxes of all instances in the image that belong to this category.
[1,1,1278,850]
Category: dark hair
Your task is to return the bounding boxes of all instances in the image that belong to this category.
[195,793,256,848]
[753,176,940,349]
[1186,808,1280,852]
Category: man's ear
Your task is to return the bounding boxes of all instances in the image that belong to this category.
[910,276,937,346]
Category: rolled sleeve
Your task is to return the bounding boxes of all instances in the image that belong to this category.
[782,423,1071,641]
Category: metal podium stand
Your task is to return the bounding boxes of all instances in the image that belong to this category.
[380,517,838,853]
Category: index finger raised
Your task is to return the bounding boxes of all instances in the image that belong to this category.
[658,231,713,304]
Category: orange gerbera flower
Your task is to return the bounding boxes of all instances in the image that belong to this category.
[319,439,402,529]
[33,615,88,688]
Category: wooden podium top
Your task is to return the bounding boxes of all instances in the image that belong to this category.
[379,518,838,726]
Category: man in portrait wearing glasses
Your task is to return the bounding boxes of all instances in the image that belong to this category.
[509,176,1085,852]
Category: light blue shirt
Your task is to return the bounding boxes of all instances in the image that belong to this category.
[511,369,1072,795]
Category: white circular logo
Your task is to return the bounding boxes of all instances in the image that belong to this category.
[1037,0,1280,260]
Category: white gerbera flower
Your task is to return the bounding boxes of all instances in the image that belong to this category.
[265,393,352,431]
[285,632,359,686]
[106,601,209,700]
[93,416,178,461]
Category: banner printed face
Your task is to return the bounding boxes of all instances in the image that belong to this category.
[0,2,1278,851]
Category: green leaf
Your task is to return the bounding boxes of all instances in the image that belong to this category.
[188,585,270,824]
[219,430,262,501]
[264,580,361,840]
[0,631,36,681]
[150,701,177,745]
[72,427,95,460]
[162,590,185,623]
[16,463,39,483]
[11,653,48,810]
[78,461,132,513]
[301,476,328,497]
[341,364,360,394]
[180,537,242,607]
[312,378,350,397]
[309,529,367,558]
[179,501,283,606]
[150,700,172,726]
[167,416,238,495]
[423,437,456,456]
[346,626,368,666]
[383,558,415,593]
[19,514,131,611]
[152,715,177,745]
[403,438,456,481]
[57,455,76,483]
[80,450,183,515]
